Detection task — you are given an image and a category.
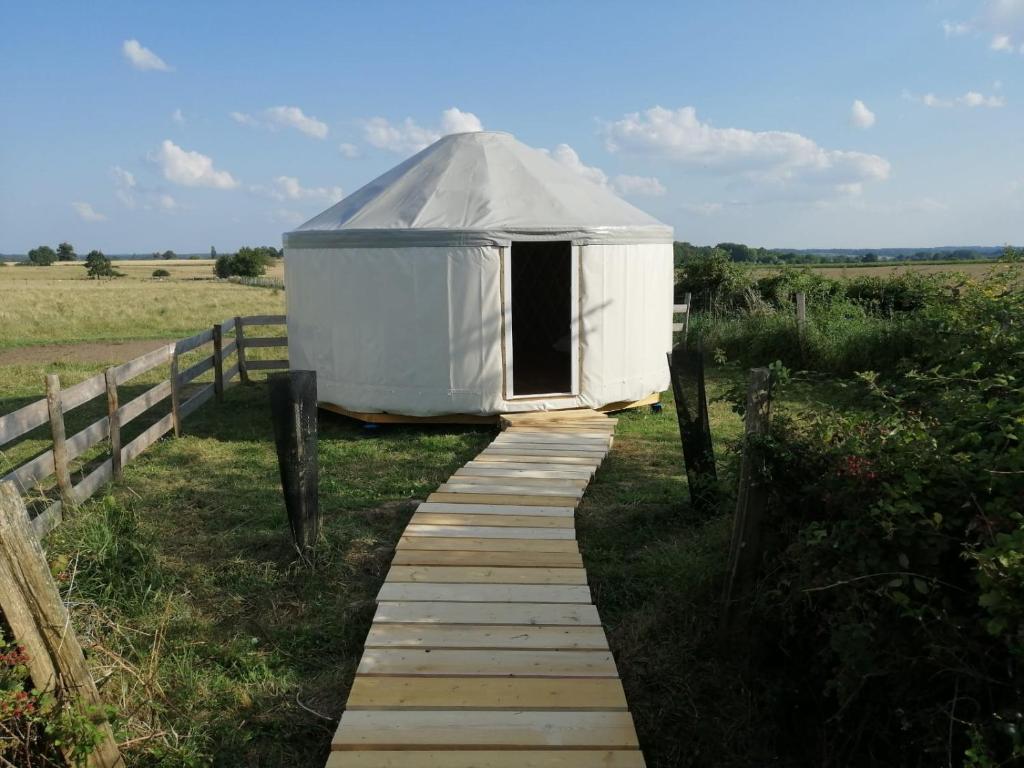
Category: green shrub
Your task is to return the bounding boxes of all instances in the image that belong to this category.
[151,268,171,278]
[213,247,273,278]
[27,245,56,266]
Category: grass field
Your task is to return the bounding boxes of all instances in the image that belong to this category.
[0,260,285,349]
[750,260,998,279]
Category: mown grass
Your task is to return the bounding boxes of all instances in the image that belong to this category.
[0,264,285,349]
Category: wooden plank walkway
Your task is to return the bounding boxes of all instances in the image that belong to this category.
[327,409,645,767]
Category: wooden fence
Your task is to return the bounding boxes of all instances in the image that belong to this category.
[0,315,288,538]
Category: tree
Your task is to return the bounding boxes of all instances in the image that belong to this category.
[84,250,119,278]
[213,247,270,278]
[210,246,217,259]
[27,245,57,266]
[861,252,879,263]
[161,250,176,260]
[56,242,76,261]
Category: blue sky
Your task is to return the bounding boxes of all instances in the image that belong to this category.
[1,0,1021,252]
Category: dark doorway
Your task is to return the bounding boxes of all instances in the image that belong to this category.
[509,241,573,396]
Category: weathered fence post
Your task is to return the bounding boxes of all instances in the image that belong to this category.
[0,482,123,766]
[212,323,225,403]
[666,341,718,513]
[795,292,807,331]
[683,291,692,345]
[235,316,250,384]
[104,367,122,480]
[268,370,320,560]
[44,374,74,506]
[169,346,182,438]
[721,367,773,638]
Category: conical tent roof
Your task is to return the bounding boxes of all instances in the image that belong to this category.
[284,131,673,248]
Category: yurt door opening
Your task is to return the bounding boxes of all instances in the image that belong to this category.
[503,241,579,397]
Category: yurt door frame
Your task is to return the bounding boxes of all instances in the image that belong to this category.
[500,242,580,400]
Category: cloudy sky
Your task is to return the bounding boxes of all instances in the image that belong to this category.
[1,0,1021,252]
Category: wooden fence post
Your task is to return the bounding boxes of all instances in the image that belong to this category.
[683,291,692,346]
[795,292,807,331]
[666,342,718,513]
[268,371,320,560]
[104,368,122,481]
[44,374,74,506]
[169,347,182,438]
[235,316,250,384]
[212,323,225,403]
[721,367,773,638]
[0,482,123,766]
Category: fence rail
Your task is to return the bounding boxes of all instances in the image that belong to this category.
[0,315,288,537]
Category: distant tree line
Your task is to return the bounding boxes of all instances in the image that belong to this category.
[674,241,1003,267]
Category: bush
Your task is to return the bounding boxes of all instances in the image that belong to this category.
[734,258,1024,764]
[151,268,171,278]
[213,247,273,278]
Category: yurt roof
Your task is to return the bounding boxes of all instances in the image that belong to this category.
[284,131,673,248]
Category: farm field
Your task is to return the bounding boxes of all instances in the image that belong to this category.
[0,260,285,350]
[749,260,998,279]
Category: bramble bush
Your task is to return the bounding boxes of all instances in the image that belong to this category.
[726,253,1024,765]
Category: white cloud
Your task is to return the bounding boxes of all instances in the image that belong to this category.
[230,111,259,127]
[850,99,876,129]
[905,197,949,212]
[110,166,137,208]
[909,89,1005,108]
[157,194,179,212]
[991,33,1015,50]
[172,108,185,126]
[613,174,667,196]
[269,176,342,203]
[265,106,329,139]
[122,39,171,72]
[603,106,890,190]
[363,107,483,153]
[72,202,106,222]
[943,20,971,36]
[680,202,724,216]
[338,142,360,158]
[546,144,609,187]
[153,140,239,189]
[440,107,484,134]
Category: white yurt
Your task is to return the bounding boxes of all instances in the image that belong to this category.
[283,131,674,420]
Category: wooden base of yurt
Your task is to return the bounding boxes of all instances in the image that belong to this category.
[318,392,660,426]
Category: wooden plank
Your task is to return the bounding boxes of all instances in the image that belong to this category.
[179,382,215,419]
[223,362,240,383]
[120,412,174,464]
[220,316,236,332]
[397,537,578,553]
[403,524,575,540]
[437,483,584,498]
[234,316,249,383]
[455,468,590,483]
[355,650,616,678]
[111,343,174,385]
[72,459,113,504]
[346,675,625,709]
[175,327,215,355]
[385,565,586,584]
[60,372,106,412]
[65,415,109,460]
[373,601,601,626]
[247,358,289,370]
[426,493,580,508]
[451,472,588,489]
[417,501,575,517]
[497,433,611,443]
[30,500,63,539]
[327,750,645,768]
[213,323,224,403]
[364,624,606,649]
[483,446,607,457]
[391,550,584,568]
[176,354,214,384]
[472,454,600,466]
[240,313,287,325]
[375,583,591,604]
[169,353,182,437]
[410,513,574,529]
[221,338,238,358]
[117,379,171,425]
[0,398,49,448]
[332,710,638,748]
[243,335,288,347]
[0,450,54,494]
[463,461,594,477]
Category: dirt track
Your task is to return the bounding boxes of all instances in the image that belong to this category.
[0,339,171,367]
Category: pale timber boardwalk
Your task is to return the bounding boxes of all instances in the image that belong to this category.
[326,408,645,767]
